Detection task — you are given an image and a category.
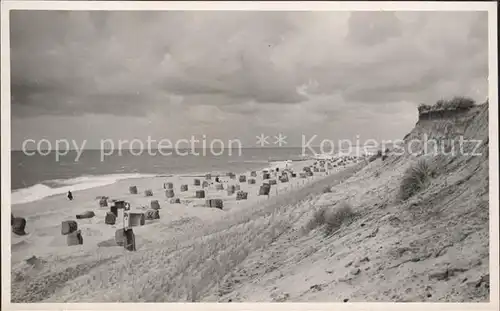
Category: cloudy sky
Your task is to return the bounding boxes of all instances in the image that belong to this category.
[10,10,488,149]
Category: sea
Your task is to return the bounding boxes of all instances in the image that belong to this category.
[10,148,306,205]
[11,146,377,205]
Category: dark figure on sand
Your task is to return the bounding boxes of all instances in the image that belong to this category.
[215,176,220,183]
[67,191,73,201]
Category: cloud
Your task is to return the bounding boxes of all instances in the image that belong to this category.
[346,11,403,46]
[9,10,489,148]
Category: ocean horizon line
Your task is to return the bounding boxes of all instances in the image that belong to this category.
[11,146,380,153]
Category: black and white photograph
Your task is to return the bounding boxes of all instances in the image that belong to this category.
[1,1,498,307]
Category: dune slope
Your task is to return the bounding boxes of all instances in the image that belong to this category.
[210,103,490,302]
[11,104,490,303]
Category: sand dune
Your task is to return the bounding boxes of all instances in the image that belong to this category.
[11,158,364,302]
[10,104,491,303]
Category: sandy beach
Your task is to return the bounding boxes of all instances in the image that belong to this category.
[9,104,492,303]
[10,156,367,302]
[11,158,360,265]
[9,105,493,304]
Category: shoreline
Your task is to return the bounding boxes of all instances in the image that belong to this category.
[10,158,366,302]
[10,157,320,206]
[11,157,363,265]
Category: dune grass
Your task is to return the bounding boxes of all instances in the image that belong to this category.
[368,151,383,162]
[14,165,365,303]
[398,159,435,201]
[305,201,355,236]
[11,164,368,303]
[418,96,476,114]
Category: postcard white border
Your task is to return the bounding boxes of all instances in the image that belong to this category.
[1,1,498,311]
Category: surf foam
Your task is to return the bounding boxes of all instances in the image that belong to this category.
[11,173,155,205]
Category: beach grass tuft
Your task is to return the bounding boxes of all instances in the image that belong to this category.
[305,201,355,235]
[398,159,435,201]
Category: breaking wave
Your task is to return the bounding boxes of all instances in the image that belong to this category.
[11,173,155,205]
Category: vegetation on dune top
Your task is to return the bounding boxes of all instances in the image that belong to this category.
[418,96,476,115]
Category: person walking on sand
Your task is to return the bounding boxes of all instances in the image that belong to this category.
[67,191,73,201]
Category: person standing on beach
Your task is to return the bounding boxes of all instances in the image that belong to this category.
[67,191,73,201]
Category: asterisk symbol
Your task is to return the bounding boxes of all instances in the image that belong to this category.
[256,133,270,147]
[274,133,287,147]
